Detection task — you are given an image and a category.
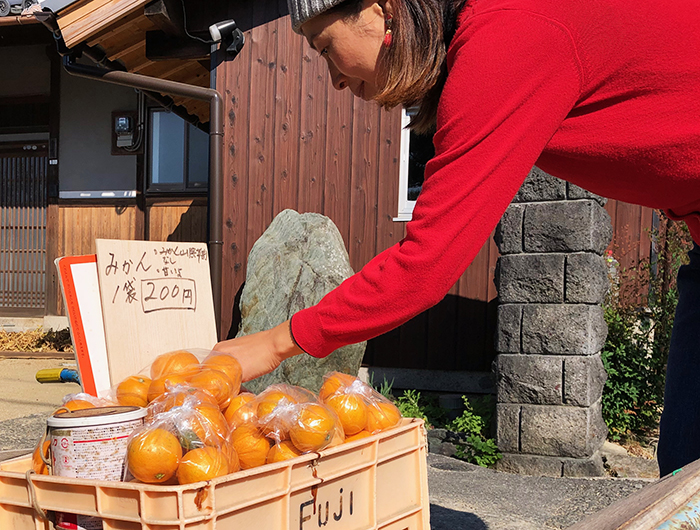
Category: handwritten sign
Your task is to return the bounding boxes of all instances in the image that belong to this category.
[95,239,217,385]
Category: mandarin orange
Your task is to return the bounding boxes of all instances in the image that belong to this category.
[127,428,182,483]
[326,393,368,436]
[224,392,255,421]
[176,446,230,484]
[189,402,230,445]
[365,401,402,433]
[187,368,235,410]
[62,399,95,412]
[148,386,218,417]
[318,372,357,402]
[266,440,303,464]
[289,403,336,453]
[116,375,151,408]
[202,353,242,394]
[229,424,271,469]
[344,430,372,443]
[146,373,190,403]
[222,440,241,473]
[150,350,200,380]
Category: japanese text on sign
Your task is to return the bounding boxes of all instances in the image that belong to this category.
[103,245,206,312]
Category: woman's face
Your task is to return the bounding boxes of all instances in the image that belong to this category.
[300,0,388,100]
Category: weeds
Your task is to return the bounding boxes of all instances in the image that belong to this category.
[602,212,692,441]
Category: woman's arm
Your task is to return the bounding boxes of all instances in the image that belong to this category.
[215,9,583,374]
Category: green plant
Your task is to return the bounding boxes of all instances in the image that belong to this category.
[454,437,502,468]
[447,396,501,468]
[367,373,395,400]
[601,213,692,441]
[395,390,448,428]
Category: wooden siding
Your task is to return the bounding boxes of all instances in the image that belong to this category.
[147,200,207,242]
[605,199,654,272]
[52,204,139,314]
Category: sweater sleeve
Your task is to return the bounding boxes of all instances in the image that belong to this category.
[292,9,583,358]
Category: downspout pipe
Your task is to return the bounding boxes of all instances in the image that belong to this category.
[62,55,225,338]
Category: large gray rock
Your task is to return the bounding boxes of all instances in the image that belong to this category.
[236,209,366,394]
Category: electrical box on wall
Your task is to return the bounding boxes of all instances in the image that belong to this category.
[111,110,142,155]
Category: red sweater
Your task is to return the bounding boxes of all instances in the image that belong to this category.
[292,0,700,358]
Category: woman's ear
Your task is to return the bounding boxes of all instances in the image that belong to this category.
[378,0,394,17]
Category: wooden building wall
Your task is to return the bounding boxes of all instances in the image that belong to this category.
[147,199,208,242]
[48,200,207,315]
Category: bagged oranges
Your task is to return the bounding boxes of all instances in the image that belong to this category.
[109,363,404,485]
[320,372,402,436]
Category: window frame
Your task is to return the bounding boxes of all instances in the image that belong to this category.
[146,107,209,195]
[394,108,415,221]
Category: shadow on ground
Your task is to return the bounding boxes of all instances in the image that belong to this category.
[430,504,487,530]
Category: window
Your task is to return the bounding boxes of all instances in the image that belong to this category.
[395,107,435,221]
[148,108,209,192]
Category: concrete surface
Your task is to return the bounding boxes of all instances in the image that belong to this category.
[0,358,658,529]
[427,453,651,529]
[0,358,81,423]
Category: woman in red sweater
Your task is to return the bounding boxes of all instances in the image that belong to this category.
[215,0,700,476]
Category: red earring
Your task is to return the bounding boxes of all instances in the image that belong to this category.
[383,14,393,47]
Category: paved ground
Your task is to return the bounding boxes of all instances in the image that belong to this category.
[0,357,659,529]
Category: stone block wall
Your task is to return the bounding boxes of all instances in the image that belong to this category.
[494,167,613,477]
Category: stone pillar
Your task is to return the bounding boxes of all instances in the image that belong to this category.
[493,168,613,477]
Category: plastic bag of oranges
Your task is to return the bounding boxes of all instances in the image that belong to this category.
[61,392,114,412]
[250,384,318,443]
[226,384,342,468]
[126,399,238,485]
[319,372,402,440]
[108,348,243,410]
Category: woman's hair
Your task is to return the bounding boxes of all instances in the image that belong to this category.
[325,0,469,134]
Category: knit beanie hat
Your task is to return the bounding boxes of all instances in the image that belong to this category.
[288,0,347,33]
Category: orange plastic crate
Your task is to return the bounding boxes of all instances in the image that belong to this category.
[0,418,429,530]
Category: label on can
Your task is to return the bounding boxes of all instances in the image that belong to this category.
[50,418,143,480]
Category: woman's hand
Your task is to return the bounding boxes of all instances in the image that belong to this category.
[212,320,305,382]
